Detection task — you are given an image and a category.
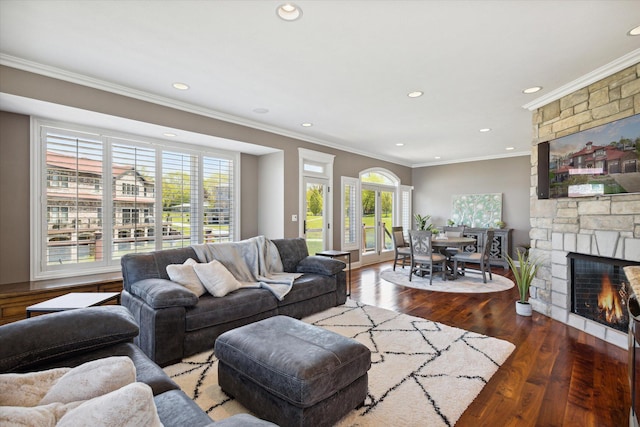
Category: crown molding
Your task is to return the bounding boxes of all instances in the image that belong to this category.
[1,54,416,167]
[411,150,530,168]
[522,48,640,111]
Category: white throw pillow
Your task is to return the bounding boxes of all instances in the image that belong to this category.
[57,382,162,427]
[0,367,70,407]
[193,259,242,297]
[39,356,136,405]
[166,258,207,297]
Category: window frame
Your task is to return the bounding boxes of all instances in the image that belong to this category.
[30,118,241,280]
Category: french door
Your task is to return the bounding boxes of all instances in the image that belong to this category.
[360,184,394,264]
[303,177,329,255]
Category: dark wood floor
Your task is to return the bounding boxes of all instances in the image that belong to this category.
[350,261,630,427]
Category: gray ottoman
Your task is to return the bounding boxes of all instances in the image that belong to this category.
[215,315,371,427]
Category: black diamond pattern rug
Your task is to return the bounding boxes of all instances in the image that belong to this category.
[164,299,515,426]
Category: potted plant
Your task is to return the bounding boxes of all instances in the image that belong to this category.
[414,214,431,231]
[506,250,539,316]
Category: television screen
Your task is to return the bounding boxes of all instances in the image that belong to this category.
[548,113,640,198]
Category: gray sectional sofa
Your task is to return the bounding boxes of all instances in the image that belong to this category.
[120,237,347,367]
[0,305,276,427]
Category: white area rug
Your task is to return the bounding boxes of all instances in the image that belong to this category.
[380,267,514,293]
[164,300,516,426]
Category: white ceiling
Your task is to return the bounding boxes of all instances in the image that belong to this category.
[0,0,639,167]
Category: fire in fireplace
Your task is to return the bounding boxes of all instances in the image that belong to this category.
[569,253,637,333]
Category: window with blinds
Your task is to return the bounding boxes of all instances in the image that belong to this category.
[112,142,156,260]
[341,176,359,251]
[45,130,104,269]
[203,156,234,243]
[34,122,238,279]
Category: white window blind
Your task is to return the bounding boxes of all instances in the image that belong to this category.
[203,156,234,243]
[44,129,104,271]
[161,151,197,249]
[112,143,156,260]
[341,176,359,251]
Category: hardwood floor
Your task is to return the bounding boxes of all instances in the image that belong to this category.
[350,261,630,427]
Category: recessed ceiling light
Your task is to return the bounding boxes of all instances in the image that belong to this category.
[434,156,441,160]
[277,3,302,21]
[163,132,177,137]
[172,82,190,90]
[407,91,423,98]
[301,122,313,127]
[479,128,491,133]
[253,108,269,114]
[523,86,542,94]
[628,25,640,36]
[395,143,405,147]
[505,147,515,151]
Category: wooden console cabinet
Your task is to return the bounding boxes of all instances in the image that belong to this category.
[460,228,512,269]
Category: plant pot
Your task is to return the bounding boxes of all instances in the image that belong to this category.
[515,301,532,316]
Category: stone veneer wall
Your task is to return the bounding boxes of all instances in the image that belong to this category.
[530,63,640,348]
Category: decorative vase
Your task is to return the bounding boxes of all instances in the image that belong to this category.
[515,301,532,316]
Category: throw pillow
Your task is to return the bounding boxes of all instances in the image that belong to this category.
[57,382,162,427]
[166,258,206,297]
[0,367,70,407]
[193,259,242,297]
[39,356,136,405]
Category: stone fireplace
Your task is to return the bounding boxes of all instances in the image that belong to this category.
[528,63,640,349]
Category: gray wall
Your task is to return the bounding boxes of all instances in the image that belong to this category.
[412,156,531,256]
[0,111,31,284]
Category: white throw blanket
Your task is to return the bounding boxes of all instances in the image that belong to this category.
[191,236,301,300]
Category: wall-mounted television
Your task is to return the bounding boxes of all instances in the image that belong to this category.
[538,113,640,199]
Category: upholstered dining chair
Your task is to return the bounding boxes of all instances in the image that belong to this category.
[452,229,494,283]
[408,230,447,284]
[392,226,411,271]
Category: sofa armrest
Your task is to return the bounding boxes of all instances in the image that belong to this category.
[296,255,345,276]
[0,305,139,373]
[130,278,199,309]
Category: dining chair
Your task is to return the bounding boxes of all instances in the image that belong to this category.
[392,226,411,271]
[408,230,447,284]
[442,226,466,258]
[452,229,494,283]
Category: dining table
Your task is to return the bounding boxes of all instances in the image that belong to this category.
[431,236,477,250]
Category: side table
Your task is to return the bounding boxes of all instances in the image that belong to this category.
[316,250,351,296]
[26,292,121,318]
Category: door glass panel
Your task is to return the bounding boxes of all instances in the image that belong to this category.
[361,188,376,254]
[305,181,325,254]
[381,190,394,250]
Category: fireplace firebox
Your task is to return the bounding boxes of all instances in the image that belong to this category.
[569,253,637,333]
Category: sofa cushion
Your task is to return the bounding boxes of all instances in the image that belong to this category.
[193,259,242,297]
[0,306,138,373]
[277,274,336,307]
[184,289,277,332]
[296,256,345,275]
[271,238,309,273]
[131,278,199,308]
[166,258,207,297]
